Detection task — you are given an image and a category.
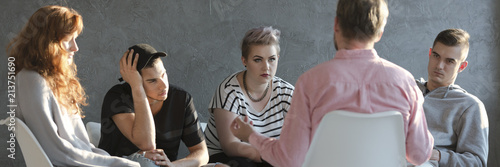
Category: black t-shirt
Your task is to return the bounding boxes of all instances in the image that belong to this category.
[98,83,204,160]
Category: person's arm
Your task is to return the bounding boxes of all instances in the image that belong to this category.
[167,91,208,166]
[438,101,489,167]
[406,83,434,165]
[171,141,209,167]
[113,49,156,151]
[214,108,262,162]
[17,71,139,167]
[143,143,208,167]
[232,76,312,167]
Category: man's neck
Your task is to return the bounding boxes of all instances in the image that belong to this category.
[148,97,164,116]
[338,38,375,50]
[426,80,453,92]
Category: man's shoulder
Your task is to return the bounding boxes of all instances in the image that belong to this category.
[447,85,488,127]
[105,83,131,96]
[111,82,131,91]
[415,78,426,84]
[415,78,427,91]
[431,84,485,107]
[451,86,485,106]
[168,84,189,95]
[101,83,133,112]
[298,59,334,80]
[378,58,415,77]
[167,84,193,102]
[298,55,415,83]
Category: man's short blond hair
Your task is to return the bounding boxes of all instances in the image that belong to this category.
[336,0,389,41]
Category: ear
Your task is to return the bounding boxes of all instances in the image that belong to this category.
[373,31,384,43]
[334,17,339,34]
[458,60,468,72]
[429,48,432,57]
[241,56,247,67]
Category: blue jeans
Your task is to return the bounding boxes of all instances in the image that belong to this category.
[125,152,160,167]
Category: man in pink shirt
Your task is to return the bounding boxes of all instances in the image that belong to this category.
[230,0,434,166]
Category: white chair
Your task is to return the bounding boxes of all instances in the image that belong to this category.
[302,110,406,167]
[0,117,53,167]
[414,161,435,167]
[85,121,101,147]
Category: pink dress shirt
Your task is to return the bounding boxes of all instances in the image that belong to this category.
[249,49,434,167]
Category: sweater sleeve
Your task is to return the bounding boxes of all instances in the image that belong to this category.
[248,75,311,167]
[438,100,489,167]
[16,71,139,167]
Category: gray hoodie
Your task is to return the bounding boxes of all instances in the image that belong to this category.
[416,78,489,167]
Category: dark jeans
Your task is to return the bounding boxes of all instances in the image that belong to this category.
[209,152,273,167]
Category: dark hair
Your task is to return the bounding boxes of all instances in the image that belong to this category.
[336,0,389,41]
[433,29,470,48]
[241,26,281,59]
[138,56,162,75]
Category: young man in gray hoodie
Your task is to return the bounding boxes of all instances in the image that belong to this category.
[416,29,489,167]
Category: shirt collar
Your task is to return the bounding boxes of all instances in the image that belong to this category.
[334,49,379,59]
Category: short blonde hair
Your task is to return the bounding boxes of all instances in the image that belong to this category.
[241,26,280,59]
[336,0,389,41]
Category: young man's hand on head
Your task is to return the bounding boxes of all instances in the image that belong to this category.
[120,49,143,88]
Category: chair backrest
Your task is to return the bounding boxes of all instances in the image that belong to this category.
[302,110,406,167]
[85,121,101,146]
[14,117,53,167]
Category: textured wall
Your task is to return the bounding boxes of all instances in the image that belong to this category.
[0,0,498,166]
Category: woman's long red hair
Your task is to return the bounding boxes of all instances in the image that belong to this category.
[7,5,87,117]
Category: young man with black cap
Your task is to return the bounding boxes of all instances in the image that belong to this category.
[99,44,209,167]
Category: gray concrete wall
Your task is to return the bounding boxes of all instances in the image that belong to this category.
[0,0,498,166]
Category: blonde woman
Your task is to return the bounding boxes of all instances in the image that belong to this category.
[204,26,294,166]
[8,5,139,166]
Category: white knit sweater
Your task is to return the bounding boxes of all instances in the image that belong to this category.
[16,69,139,167]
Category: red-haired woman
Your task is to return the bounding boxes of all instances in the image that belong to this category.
[7,5,139,166]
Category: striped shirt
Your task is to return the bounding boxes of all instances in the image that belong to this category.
[204,71,294,156]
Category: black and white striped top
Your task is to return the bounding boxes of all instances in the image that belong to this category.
[204,71,294,156]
